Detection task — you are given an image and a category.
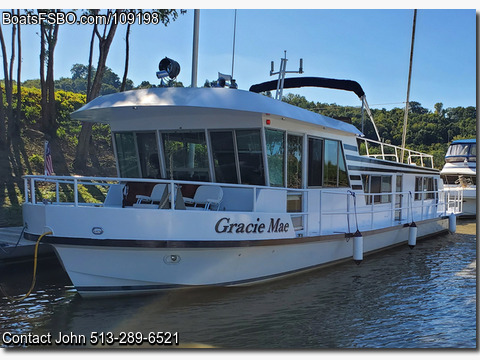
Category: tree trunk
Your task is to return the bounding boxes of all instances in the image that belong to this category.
[39,21,47,133]
[74,10,120,172]
[120,22,131,92]
[0,24,7,148]
[7,18,16,139]
[46,24,59,134]
[0,84,5,150]
[86,23,96,101]
[0,23,12,114]
[15,13,21,136]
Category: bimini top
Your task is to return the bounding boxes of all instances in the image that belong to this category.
[250,77,365,99]
[71,87,362,136]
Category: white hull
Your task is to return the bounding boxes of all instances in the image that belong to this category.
[461,195,476,217]
[43,217,448,297]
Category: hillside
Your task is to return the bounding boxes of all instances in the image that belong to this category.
[0,87,116,226]
[283,93,476,167]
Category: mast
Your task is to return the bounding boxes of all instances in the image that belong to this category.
[191,9,200,88]
[401,9,417,163]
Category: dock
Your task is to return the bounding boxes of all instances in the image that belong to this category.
[0,227,55,262]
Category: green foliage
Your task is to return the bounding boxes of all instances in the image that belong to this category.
[28,154,44,174]
[54,64,134,95]
[19,87,42,125]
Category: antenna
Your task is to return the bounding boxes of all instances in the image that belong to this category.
[270,51,304,100]
[401,9,417,163]
[231,9,237,80]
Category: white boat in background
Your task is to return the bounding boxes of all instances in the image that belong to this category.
[21,57,463,297]
[440,139,476,217]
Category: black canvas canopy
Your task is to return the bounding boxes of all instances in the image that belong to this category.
[249,77,365,99]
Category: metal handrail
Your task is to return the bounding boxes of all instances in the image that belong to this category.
[23,175,463,236]
[357,137,434,168]
[23,174,310,212]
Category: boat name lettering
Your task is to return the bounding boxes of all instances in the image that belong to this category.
[214,217,289,234]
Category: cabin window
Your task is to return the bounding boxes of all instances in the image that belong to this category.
[395,175,403,221]
[235,129,265,185]
[338,148,349,187]
[308,137,349,188]
[414,177,423,200]
[265,129,285,187]
[308,137,323,187]
[114,132,140,178]
[162,131,209,181]
[424,177,435,199]
[210,131,238,184]
[136,132,161,178]
[362,175,392,204]
[287,134,303,189]
[381,176,392,203]
[209,129,264,185]
[323,139,338,187]
[415,176,437,200]
[323,139,349,187]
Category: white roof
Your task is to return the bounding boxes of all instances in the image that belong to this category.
[71,87,362,135]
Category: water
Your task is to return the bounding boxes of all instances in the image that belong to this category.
[0,220,476,349]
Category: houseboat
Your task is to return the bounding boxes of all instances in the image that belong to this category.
[21,76,462,297]
[440,139,476,217]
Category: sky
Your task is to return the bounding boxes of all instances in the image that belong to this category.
[1,4,478,111]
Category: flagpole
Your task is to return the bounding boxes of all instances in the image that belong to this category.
[44,140,54,176]
[44,141,48,176]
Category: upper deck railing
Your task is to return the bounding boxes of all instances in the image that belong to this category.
[357,137,434,168]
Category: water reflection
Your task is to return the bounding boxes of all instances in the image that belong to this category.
[1,220,476,348]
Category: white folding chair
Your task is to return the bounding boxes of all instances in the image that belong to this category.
[184,185,223,210]
[135,184,168,208]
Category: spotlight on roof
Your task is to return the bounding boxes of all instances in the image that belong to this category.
[156,57,181,80]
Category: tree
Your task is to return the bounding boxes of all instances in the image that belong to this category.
[74,9,185,171]
[120,9,185,92]
[0,23,9,149]
[434,102,443,115]
[7,15,16,139]
[0,11,22,147]
[137,80,154,89]
[39,9,60,136]
[408,101,428,114]
[74,9,122,171]
[120,21,132,92]
[71,63,88,80]
[15,10,21,134]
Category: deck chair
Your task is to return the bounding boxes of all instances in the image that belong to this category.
[135,184,169,208]
[103,184,125,207]
[184,185,223,210]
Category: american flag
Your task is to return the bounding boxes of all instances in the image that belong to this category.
[44,141,54,176]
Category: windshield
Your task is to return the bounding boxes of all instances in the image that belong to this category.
[445,143,476,163]
[446,144,469,157]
